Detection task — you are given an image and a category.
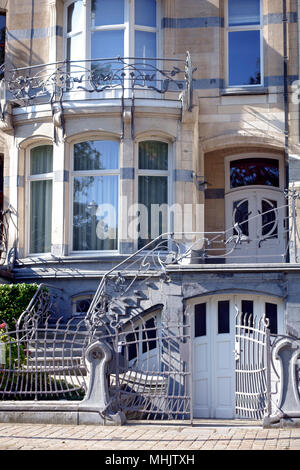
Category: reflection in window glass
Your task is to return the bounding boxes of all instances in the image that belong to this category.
[73,175,118,251]
[74,141,119,171]
[91,30,124,60]
[135,0,156,27]
[228,31,261,86]
[230,158,280,188]
[228,0,260,26]
[67,1,83,33]
[91,0,124,27]
[135,30,156,59]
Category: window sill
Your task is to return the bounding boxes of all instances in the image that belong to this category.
[221,86,268,96]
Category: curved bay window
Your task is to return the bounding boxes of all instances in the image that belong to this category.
[71,140,119,252]
[28,145,53,254]
[65,0,159,68]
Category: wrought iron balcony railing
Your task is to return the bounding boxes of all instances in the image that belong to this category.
[0,53,196,139]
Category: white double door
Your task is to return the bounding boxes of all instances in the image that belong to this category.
[225,188,286,263]
[192,295,284,419]
[192,296,236,419]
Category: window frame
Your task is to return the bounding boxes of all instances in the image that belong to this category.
[225,0,264,88]
[26,143,54,257]
[69,138,121,255]
[63,0,161,64]
[135,137,173,251]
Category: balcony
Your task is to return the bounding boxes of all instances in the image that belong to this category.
[0,53,195,139]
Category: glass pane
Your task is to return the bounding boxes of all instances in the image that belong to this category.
[30,146,53,175]
[261,199,278,238]
[67,1,83,33]
[241,300,254,329]
[67,33,83,62]
[74,141,119,171]
[126,329,139,361]
[91,0,124,27]
[73,175,118,251]
[142,317,157,353]
[75,298,92,315]
[0,13,6,64]
[228,31,261,86]
[265,303,278,335]
[135,0,156,27]
[233,200,249,237]
[230,158,279,188]
[228,0,260,26]
[91,30,124,74]
[30,180,52,253]
[139,141,168,170]
[195,303,206,337]
[138,175,168,248]
[135,30,156,59]
[218,301,230,334]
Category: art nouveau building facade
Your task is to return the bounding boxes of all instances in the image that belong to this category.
[0,0,300,421]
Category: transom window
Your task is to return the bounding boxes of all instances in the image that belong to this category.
[226,0,263,87]
[230,158,280,189]
[65,0,159,67]
[28,145,53,254]
[71,140,119,252]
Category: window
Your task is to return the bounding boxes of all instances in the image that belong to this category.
[195,303,206,337]
[28,146,53,254]
[226,0,262,87]
[72,295,93,316]
[265,302,278,335]
[137,141,169,249]
[230,158,280,189]
[218,301,230,334]
[0,12,5,68]
[65,0,158,67]
[122,314,159,365]
[71,140,119,252]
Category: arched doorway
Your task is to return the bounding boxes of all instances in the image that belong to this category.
[190,294,284,419]
[225,154,286,263]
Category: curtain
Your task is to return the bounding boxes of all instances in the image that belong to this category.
[73,175,119,251]
[30,145,53,175]
[138,141,168,170]
[138,175,168,248]
[30,180,52,253]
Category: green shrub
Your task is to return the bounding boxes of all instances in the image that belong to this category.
[0,283,39,331]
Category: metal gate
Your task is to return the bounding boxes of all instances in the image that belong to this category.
[235,310,271,420]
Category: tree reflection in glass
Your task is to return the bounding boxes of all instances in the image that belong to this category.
[73,140,119,251]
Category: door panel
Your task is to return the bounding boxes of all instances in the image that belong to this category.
[192,295,284,420]
[226,189,285,263]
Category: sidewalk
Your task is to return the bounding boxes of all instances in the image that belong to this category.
[0,420,300,450]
